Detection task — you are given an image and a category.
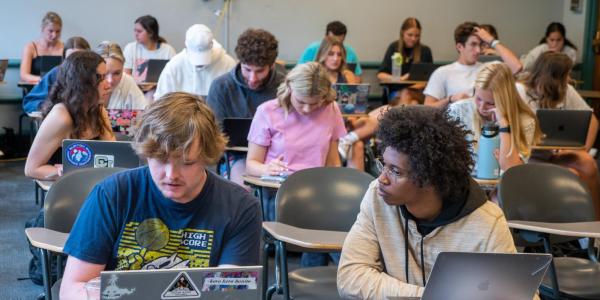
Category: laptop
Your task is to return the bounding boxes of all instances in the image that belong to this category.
[536,109,591,147]
[478,55,502,63]
[332,83,370,114]
[144,59,169,83]
[62,139,142,174]
[407,63,442,81]
[38,55,62,77]
[222,118,252,148]
[100,266,262,300]
[107,109,143,136]
[388,252,551,300]
[0,59,7,82]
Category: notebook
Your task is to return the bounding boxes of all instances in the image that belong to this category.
[388,252,551,300]
[536,109,591,147]
[0,59,7,82]
[407,63,442,81]
[222,118,252,148]
[100,266,262,300]
[107,109,143,136]
[144,59,169,83]
[333,83,370,114]
[38,55,62,77]
[62,139,142,174]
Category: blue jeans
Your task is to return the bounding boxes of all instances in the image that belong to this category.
[300,252,341,267]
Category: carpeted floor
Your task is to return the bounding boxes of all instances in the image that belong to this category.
[0,160,43,299]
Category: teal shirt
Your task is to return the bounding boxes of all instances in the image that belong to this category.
[298,41,362,75]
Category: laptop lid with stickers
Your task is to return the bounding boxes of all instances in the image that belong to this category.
[62,139,142,174]
[332,83,370,114]
[100,266,262,300]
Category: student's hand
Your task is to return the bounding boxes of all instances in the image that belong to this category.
[56,164,63,177]
[400,73,410,81]
[473,27,494,44]
[491,108,509,127]
[265,155,288,176]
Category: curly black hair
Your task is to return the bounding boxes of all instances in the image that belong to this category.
[454,21,478,45]
[235,28,278,66]
[377,106,474,202]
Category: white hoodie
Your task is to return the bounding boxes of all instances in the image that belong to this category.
[154,41,236,99]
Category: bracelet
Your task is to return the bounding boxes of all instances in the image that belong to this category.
[499,126,511,133]
[490,40,500,49]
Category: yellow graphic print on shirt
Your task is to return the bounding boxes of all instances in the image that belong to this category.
[115,218,214,270]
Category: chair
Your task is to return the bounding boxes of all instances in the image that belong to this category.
[262,167,374,300]
[25,167,125,300]
[498,163,600,299]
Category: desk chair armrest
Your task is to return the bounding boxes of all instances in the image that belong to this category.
[262,222,347,251]
[242,175,282,189]
[508,220,600,239]
[25,227,68,254]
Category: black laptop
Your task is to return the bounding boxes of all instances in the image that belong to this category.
[407,63,442,81]
[222,118,252,148]
[39,56,62,77]
[536,109,592,147]
[144,59,169,83]
[478,55,502,63]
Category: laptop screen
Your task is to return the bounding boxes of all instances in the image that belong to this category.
[332,83,370,114]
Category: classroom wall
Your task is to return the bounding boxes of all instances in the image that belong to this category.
[0,0,586,131]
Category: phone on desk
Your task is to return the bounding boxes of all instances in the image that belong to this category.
[260,173,288,183]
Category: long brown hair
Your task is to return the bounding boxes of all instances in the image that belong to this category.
[523,51,573,108]
[43,51,111,138]
[397,17,423,63]
[315,36,348,73]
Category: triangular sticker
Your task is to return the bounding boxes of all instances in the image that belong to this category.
[161,271,201,299]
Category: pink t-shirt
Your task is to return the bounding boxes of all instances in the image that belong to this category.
[248,99,347,173]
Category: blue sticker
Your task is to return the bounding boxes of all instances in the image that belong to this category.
[66,143,92,166]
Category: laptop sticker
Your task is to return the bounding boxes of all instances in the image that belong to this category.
[66,142,92,166]
[102,274,136,299]
[201,271,259,291]
[161,271,201,299]
[94,154,115,168]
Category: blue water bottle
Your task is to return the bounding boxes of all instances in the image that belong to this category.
[476,124,500,179]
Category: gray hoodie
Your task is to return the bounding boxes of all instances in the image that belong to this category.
[206,63,285,123]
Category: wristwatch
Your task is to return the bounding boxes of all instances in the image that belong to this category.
[499,126,511,133]
[490,40,500,49]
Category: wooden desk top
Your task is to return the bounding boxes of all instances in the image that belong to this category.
[531,145,586,151]
[17,81,36,88]
[262,222,347,250]
[225,146,249,152]
[242,175,281,189]
[342,113,368,118]
[577,89,600,99]
[379,79,427,86]
[27,111,42,119]
[474,177,499,187]
[508,220,600,238]
[35,179,53,191]
[25,227,68,253]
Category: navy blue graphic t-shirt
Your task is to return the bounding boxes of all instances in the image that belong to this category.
[63,167,261,270]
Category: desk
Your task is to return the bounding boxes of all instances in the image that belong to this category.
[531,145,586,151]
[474,177,499,190]
[577,90,600,99]
[34,179,53,207]
[262,222,347,251]
[243,175,281,221]
[137,82,157,92]
[225,146,248,152]
[508,220,600,238]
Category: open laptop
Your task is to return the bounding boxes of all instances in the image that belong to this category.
[407,63,442,81]
[388,252,551,300]
[144,59,169,83]
[107,109,143,136]
[536,109,591,147]
[478,55,502,63]
[333,83,370,114]
[223,118,252,148]
[0,59,7,82]
[38,55,62,77]
[100,266,262,300]
[62,139,142,174]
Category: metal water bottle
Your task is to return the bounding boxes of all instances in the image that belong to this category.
[476,124,500,179]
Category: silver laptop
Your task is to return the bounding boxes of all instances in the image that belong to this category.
[332,83,370,114]
[100,266,262,300]
[536,109,591,147]
[388,252,551,300]
[62,139,142,174]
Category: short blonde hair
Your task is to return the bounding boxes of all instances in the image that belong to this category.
[95,41,125,64]
[133,92,227,164]
[41,11,62,29]
[276,62,336,112]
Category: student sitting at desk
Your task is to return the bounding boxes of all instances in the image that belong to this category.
[60,92,261,300]
[22,36,90,114]
[20,11,64,83]
[423,22,522,108]
[298,20,363,77]
[521,22,577,72]
[24,51,115,180]
[95,41,147,109]
[337,106,518,299]
[447,62,542,172]
[517,52,600,217]
[315,37,359,84]
[207,28,285,186]
[154,24,236,99]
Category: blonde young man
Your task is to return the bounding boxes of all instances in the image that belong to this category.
[60,92,261,299]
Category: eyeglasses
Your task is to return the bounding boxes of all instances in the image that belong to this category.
[375,158,406,182]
